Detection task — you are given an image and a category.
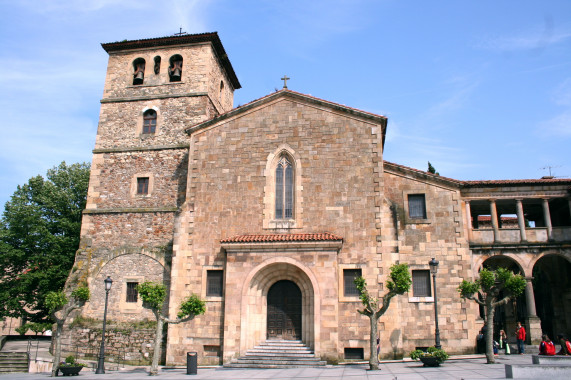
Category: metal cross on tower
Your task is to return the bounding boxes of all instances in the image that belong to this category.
[281,75,290,89]
[175,27,186,36]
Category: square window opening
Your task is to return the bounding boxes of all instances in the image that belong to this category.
[412,270,431,297]
[408,194,427,219]
[126,282,139,303]
[207,270,223,297]
[343,269,362,297]
[344,347,364,360]
[137,177,149,195]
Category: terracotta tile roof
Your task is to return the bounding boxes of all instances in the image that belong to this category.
[384,161,571,187]
[185,89,387,140]
[463,178,571,187]
[221,233,343,243]
[101,32,241,89]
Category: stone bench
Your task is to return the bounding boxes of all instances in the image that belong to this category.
[505,363,571,379]
[531,354,571,365]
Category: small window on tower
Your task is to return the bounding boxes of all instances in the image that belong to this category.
[133,58,145,85]
[143,109,157,134]
[126,282,138,303]
[137,177,149,195]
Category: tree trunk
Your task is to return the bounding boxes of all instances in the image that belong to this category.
[368,314,379,370]
[149,317,164,376]
[50,320,64,377]
[485,299,496,364]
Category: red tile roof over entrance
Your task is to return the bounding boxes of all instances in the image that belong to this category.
[221,233,343,243]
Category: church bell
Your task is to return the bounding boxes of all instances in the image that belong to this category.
[133,71,144,85]
[170,67,181,81]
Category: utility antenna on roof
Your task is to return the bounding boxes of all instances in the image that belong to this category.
[540,165,561,178]
[174,27,187,36]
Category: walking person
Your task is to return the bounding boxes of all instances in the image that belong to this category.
[515,322,526,354]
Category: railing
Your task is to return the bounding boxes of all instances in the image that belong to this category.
[470,227,571,245]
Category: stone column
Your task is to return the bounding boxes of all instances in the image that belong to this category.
[516,199,527,242]
[465,200,473,241]
[568,198,571,220]
[524,277,542,345]
[542,199,553,240]
[490,199,499,243]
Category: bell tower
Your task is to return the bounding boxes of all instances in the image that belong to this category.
[76,33,240,323]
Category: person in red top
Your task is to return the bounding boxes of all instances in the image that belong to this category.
[539,335,556,356]
[516,322,526,354]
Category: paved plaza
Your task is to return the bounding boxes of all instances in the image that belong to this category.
[0,354,552,380]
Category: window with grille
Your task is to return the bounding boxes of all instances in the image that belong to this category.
[207,270,223,297]
[412,270,431,297]
[408,194,427,219]
[126,282,138,303]
[137,177,149,195]
[343,269,362,297]
[275,156,294,219]
[143,110,157,134]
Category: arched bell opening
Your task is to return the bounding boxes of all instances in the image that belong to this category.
[132,58,146,85]
[168,54,183,82]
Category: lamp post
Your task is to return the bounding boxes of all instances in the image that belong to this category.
[429,258,441,349]
[96,276,113,374]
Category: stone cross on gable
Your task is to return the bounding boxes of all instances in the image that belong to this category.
[281,75,290,89]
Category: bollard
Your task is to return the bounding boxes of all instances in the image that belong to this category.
[186,352,197,375]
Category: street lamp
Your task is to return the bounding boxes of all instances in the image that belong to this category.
[429,258,441,349]
[96,276,113,374]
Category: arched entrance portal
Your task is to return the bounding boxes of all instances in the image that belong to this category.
[267,280,302,340]
[482,256,527,340]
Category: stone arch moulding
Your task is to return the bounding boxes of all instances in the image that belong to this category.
[531,250,571,268]
[239,257,321,356]
[475,253,527,277]
[90,248,168,285]
[263,144,304,229]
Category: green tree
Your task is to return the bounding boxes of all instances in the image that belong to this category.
[0,162,90,322]
[458,268,526,364]
[355,264,412,370]
[137,282,206,376]
[45,286,90,377]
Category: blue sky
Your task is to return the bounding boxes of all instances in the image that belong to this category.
[1,0,570,207]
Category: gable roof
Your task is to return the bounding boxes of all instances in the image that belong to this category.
[185,89,388,146]
[101,32,241,89]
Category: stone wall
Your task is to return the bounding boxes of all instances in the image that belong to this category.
[64,324,158,364]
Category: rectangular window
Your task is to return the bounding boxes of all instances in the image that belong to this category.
[126,282,138,303]
[412,270,431,297]
[203,345,221,357]
[137,177,149,195]
[207,270,223,297]
[344,347,364,360]
[343,269,362,297]
[408,194,427,219]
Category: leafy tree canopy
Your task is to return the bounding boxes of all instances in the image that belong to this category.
[0,162,90,322]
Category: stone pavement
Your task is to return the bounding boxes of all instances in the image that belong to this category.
[0,354,557,380]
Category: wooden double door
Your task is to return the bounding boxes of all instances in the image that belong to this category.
[267,280,302,340]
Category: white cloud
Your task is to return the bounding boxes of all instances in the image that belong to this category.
[538,110,571,137]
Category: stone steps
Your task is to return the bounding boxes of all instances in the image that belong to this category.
[225,340,326,368]
[0,352,29,373]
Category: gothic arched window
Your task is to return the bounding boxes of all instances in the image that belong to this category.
[275,156,294,219]
[143,109,157,134]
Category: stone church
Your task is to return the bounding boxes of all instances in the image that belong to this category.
[66,32,571,366]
